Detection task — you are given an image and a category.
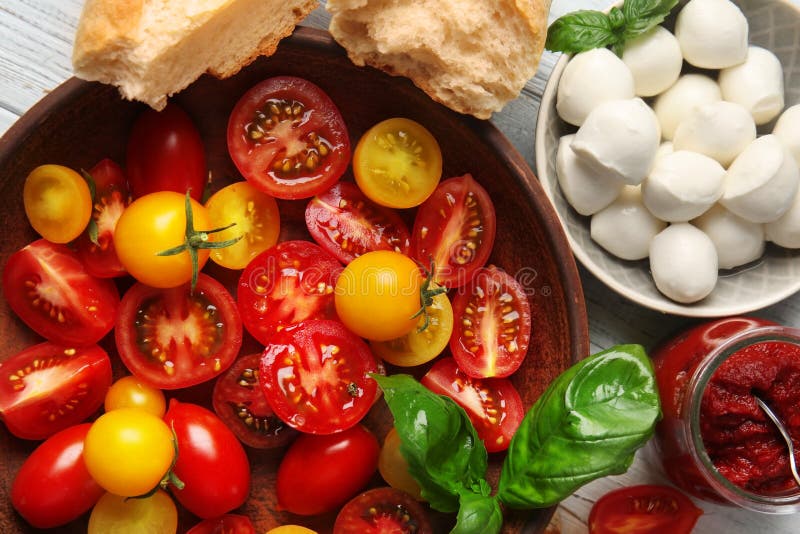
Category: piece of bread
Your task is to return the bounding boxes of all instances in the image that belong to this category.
[326,0,551,120]
[72,0,319,110]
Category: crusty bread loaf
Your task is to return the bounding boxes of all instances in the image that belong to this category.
[326,0,551,119]
[72,0,318,110]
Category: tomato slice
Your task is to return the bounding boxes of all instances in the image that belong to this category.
[410,174,496,288]
[305,181,411,264]
[259,320,381,434]
[186,514,256,534]
[237,240,342,345]
[75,158,131,278]
[227,76,350,200]
[353,117,443,209]
[212,353,297,449]
[0,342,112,440]
[588,485,703,534]
[23,164,92,244]
[2,239,120,346]
[333,487,433,534]
[450,265,531,378]
[421,357,524,452]
[115,273,243,389]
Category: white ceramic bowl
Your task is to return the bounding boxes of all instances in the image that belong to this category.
[536,0,800,317]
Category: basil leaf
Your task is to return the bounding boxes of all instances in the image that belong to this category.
[372,374,488,513]
[451,491,503,534]
[497,345,661,509]
[622,0,679,39]
[545,10,619,54]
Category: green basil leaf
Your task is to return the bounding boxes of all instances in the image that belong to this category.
[451,491,503,534]
[622,0,679,39]
[372,374,488,513]
[545,10,619,54]
[497,345,661,509]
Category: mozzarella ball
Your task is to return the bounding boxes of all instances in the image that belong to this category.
[693,203,765,269]
[655,142,674,164]
[649,223,718,303]
[653,74,722,140]
[672,101,756,167]
[773,104,800,167]
[721,135,800,223]
[675,0,748,69]
[719,46,784,125]
[590,185,667,261]
[642,151,725,222]
[622,26,683,97]
[571,98,661,186]
[556,48,636,126]
[765,189,800,248]
[556,134,624,216]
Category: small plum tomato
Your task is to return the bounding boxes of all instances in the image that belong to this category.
[353,117,442,209]
[23,164,92,244]
[204,180,281,270]
[104,375,166,417]
[410,173,496,288]
[334,250,425,341]
[187,514,256,534]
[450,265,531,378]
[0,342,112,440]
[588,485,703,534]
[87,490,178,534]
[276,424,380,515]
[333,487,433,534]
[378,427,423,500]
[370,288,453,367]
[227,76,351,200]
[83,408,175,497]
[260,320,381,435]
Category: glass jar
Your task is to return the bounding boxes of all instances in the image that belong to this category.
[652,316,800,513]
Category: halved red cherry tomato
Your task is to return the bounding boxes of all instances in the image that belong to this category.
[227,76,350,200]
[333,487,433,534]
[115,273,242,389]
[237,240,341,345]
[212,353,297,449]
[450,265,531,378]
[11,423,104,528]
[2,239,120,346]
[259,320,381,434]
[0,342,112,440]
[411,174,496,288]
[75,159,130,278]
[421,357,524,452]
[127,103,207,200]
[276,424,380,515]
[305,181,411,264]
[187,514,256,534]
[588,485,703,534]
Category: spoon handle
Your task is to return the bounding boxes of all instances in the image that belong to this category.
[754,396,800,488]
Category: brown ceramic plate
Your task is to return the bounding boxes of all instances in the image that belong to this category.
[0,27,588,534]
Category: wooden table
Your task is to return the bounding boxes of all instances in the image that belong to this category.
[2,0,799,532]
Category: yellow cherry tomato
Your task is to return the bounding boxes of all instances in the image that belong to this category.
[113,191,211,288]
[104,375,166,417]
[83,408,175,497]
[378,427,423,500]
[353,118,442,208]
[204,181,281,270]
[23,164,92,243]
[266,527,318,534]
[88,490,177,534]
[335,250,422,341]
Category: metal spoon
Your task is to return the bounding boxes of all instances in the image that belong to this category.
[754,395,800,488]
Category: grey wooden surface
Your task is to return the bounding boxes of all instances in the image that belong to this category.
[1,0,800,532]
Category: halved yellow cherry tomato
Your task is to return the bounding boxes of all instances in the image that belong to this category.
[378,427,423,500]
[204,181,280,269]
[353,118,442,208]
[104,375,166,417]
[88,490,177,534]
[266,527,318,534]
[23,164,92,243]
[370,289,453,366]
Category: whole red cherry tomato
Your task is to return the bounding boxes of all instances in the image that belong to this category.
[126,103,207,200]
[11,423,104,528]
[186,514,256,534]
[163,399,251,518]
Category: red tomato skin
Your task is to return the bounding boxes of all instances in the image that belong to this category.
[588,484,703,534]
[277,424,380,515]
[164,400,251,519]
[11,423,105,528]
[126,103,206,200]
[2,239,120,346]
[0,342,112,440]
[186,514,256,534]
